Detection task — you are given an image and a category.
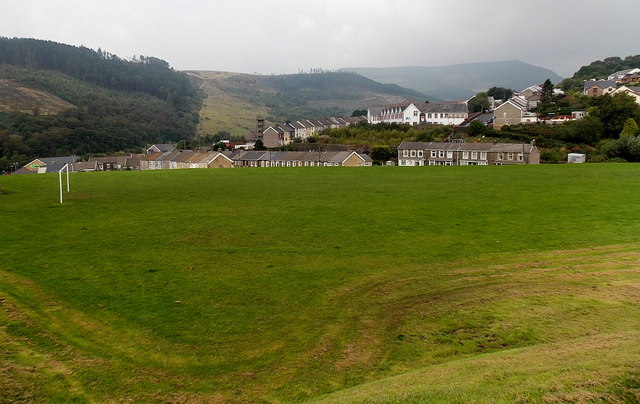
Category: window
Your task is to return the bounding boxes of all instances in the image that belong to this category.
[471,151,478,159]
[462,151,469,159]
[439,150,445,158]
[480,152,487,160]
[518,153,523,161]
[508,153,514,160]
[429,160,435,165]
[413,110,419,117]
[499,152,504,160]
[431,150,437,158]
[403,150,408,157]
[417,150,423,157]
[447,151,453,158]
[410,150,416,157]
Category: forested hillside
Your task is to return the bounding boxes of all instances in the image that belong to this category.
[560,54,640,91]
[0,38,203,171]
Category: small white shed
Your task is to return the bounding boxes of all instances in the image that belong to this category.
[567,153,586,164]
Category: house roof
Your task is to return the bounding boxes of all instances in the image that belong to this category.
[584,80,616,90]
[25,155,78,169]
[148,144,176,153]
[88,155,130,164]
[414,102,469,114]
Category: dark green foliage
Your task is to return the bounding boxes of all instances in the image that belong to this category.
[572,55,640,81]
[590,93,640,138]
[321,121,450,146]
[541,79,554,103]
[468,92,490,113]
[351,109,367,117]
[486,87,513,101]
[468,120,488,136]
[254,139,266,150]
[0,38,204,170]
[370,145,392,164]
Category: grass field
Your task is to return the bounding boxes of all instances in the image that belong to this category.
[1,164,639,403]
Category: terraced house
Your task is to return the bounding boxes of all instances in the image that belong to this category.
[397,141,540,166]
[368,101,469,126]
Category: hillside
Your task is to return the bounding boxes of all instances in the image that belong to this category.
[344,60,564,100]
[1,165,639,402]
[187,70,426,137]
[0,79,74,115]
[0,38,203,170]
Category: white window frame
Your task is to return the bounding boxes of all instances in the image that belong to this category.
[480,152,487,160]
[431,150,437,158]
[417,150,423,157]
[518,153,523,161]
[403,150,408,157]
[471,151,478,159]
[438,150,445,158]
[462,151,469,159]
[447,150,453,158]
[508,153,514,160]
[410,150,416,157]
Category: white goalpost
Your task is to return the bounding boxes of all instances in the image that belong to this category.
[58,163,70,204]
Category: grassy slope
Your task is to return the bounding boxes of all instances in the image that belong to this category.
[189,71,272,137]
[187,71,417,137]
[0,164,639,402]
[0,79,75,115]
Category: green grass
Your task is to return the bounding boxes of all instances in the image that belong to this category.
[1,164,639,402]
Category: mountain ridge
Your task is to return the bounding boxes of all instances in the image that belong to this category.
[342,60,564,100]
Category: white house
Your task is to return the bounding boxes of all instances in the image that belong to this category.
[368,101,469,126]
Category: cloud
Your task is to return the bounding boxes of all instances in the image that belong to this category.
[1,0,639,77]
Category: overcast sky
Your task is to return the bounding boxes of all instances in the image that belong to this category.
[2,0,639,78]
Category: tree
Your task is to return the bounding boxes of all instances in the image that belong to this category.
[541,79,554,103]
[351,109,367,117]
[468,92,490,113]
[370,145,392,164]
[468,120,488,136]
[487,87,513,101]
[592,93,640,138]
[619,118,639,138]
[253,139,266,150]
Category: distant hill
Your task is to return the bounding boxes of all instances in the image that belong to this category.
[188,71,427,137]
[343,61,564,101]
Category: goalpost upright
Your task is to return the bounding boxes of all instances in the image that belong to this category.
[58,163,70,203]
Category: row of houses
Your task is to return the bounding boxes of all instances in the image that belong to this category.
[249,116,366,148]
[367,101,470,126]
[16,146,373,174]
[397,140,540,166]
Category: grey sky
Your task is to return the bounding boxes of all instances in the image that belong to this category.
[2,0,639,78]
